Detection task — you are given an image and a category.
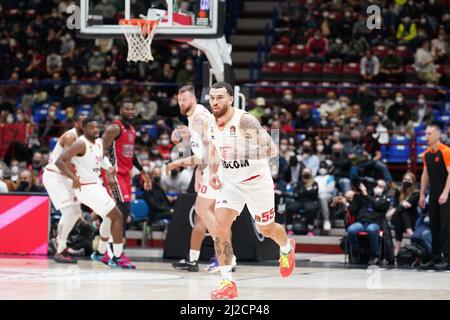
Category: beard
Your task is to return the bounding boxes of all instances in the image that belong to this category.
[121,116,135,126]
[212,106,228,118]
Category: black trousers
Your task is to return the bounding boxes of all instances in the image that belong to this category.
[117,201,131,237]
[429,189,450,261]
[391,209,415,241]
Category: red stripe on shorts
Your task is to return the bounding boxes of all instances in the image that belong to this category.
[241,175,260,182]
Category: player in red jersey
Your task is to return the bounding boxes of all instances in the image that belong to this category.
[91,99,152,261]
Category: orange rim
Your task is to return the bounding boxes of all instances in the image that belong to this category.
[119,19,158,34]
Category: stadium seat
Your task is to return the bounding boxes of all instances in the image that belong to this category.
[404,65,418,83]
[130,199,150,248]
[261,62,282,80]
[56,110,67,121]
[380,145,388,162]
[322,63,342,82]
[342,63,360,82]
[275,81,295,97]
[388,145,411,163]
[341,82,357,96]
[395,45,409,60]
[416,145,428,163]
[402,83,420,99]
[270,44,290,61]
[373,45,388,60]
[254,81,275,97]
[79,104,93,114]
[282,62,302,81]
[435,115,450,125]
[390,135,411,145]
[295,81,316,98]
[301,62,322,81]
[49,137,58,150]
[421,83,439,99]
[290,44,307,62]
[315,82,335,98]
[33,108,48,123]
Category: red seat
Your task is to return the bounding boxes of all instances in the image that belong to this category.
[373,45,388,60]
[342,63,360,82]
[395,45,409,60]
[402,82,420,99]
[275,81,295,97]
[282,62,302,80]
[322,63,342,82]
[254,81,275,98]
[290,44,307,62]
[378,82,396,95]
[301,62,322,81]
[270,44,289,61]
[436,64,445,75]
[261,62,282,80]
[295,81,316,98]
[316,82,335,98]
[421,83,439,99]
[341,82,357,96]
[404,64,418,83]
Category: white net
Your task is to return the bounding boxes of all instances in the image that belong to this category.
[120,20,159,62]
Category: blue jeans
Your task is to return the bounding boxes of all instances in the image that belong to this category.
[412,225,432,256]
[360,160,393,183]
[347,222,381,257]
[338,178,351,194]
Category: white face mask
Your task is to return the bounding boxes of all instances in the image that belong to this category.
[318,168,328,176]
[11,166,19,174]
[328,99,335,105]
[395,96,403,104]
[280,145,288,152]
[418,98,426,105]
[373,187,384,196]
[0,170,3,180]
[143,166,150,173]
[6,115,13,124]
[316,145,324,153]
[160,139,170,146]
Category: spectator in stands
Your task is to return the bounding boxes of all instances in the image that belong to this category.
[414,40,441,84]
[315,161,335,231]
[0,167,8,193]
[412,207,432,259]
[352,13,371,40]
[305,29,329,62]
[30,151,44,185]
[327,37,349,64]
[161,167,192,204]
[347,33,370,62]
[387,92,411,128]
[374,89,395,112]
[396,15,418,47]
[38,104,63,147]
[46,51,63,75]
[141,167,174,223]
[353,85,376,124]
[338,9,356,42]
[319,91,341,119]
[431,28,448,64]
[360,50,380,83]
[412,94,434,126]
[344,180,390,265]
[14,169,44,193]
[383,2,398,35]
[388,172,420,257]
[294,103,317,131]
[315,139,328,162]
[380,47,404,83]
[135,91,158,124]
[361,125,393,183]
[156,132,173,160]
[283,154,303,186]
[87,48,106,73]
[159,63,176,82]
[300,140,319,177]
[176,58,195,84]
[248,97,266,120]
[286,167,319,237]
[277,0,301,30]
[331,142,352,194]
[277,89,297,115]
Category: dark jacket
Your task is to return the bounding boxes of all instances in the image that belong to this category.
[141,183,172,218]
[393,189,420,216]
[294,181,319,202]
[349,193,389,225]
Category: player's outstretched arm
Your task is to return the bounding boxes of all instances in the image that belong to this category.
[55,140,86,190]
[239,113,278,159]
[101,123,120,155]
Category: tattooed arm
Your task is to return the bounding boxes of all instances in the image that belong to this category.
[239,113,278,159]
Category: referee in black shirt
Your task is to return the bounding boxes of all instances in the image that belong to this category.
[419,124,450,270]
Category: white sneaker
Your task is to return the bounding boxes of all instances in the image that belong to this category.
[323,220,331,231]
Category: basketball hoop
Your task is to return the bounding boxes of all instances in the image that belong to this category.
[119,19,159,62]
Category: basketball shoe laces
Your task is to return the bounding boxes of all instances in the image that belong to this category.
[218,279,234,290]
[279,253,290,269]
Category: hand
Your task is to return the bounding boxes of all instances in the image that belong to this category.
[165,162,177,176]
[209,173,222,190]
[359,183,367,195]
[72,178,81,190]
[105,171,117,189]
[401,200,412,209]
[107,166,116,176]
[439,192,449,205]
[141,172,152,191]
[419,194,426,209]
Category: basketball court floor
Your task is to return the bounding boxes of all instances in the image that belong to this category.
[1,251,450,300]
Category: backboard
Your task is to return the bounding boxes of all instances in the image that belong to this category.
[78,0,225,39]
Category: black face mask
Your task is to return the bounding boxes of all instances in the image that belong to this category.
[402,181,413,189]
[303,147,312,154]
[32,161,42,169]
[19,181,30,189]
[171,170,178,178]
[302,173,311,180]
[351,138,359,143]
[153,177,161,184]
[333,151,342,158]
[289,158,298,166]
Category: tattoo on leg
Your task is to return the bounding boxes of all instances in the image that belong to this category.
[223,241,233,265]
[214,238,222,256]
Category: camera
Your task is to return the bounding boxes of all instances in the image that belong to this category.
[351,176,376,192]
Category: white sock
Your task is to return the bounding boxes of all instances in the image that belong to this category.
[99,217,111,238]
[189,250,200,262]
[113,243,123,258]
[97,240,108,254]
[220,265,233,281]
[57,206,82,253]
[280,239,292,255]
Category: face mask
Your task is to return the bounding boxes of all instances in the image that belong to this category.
[336,39,342,44]
[350,117,358,124]
[32,160,41,168]
[333,151,342,158]
[420,18,427,24]
[185,64,193,71]
[171,50,179,55]
[160,139,170,146]
[280,145,288,152]
[303,147,312,154]
[49,111,56,118]
[373,187,384,196]
[395,97,403,104]
[321,119,327,126]
[264,108,271,115]
[302,173,312,180]
[6,115,13,124]
[11,166,19,174]
[154,160,162,167]
[153,176,161,184]
[171,170,178,178]
[289,158,298,166]
[340,102,348,108]
[377,111,384,118]
[271,169,278,179]
[318,168,328,176]
[418,99,425,105]
[402,181,412,188]
[19,181,30,189]
[0,170,3,180]
[283,95,293,102]
[328,99,335,105]
[316,145,324,153]
[289,137,295,145]
[345,11,351,18]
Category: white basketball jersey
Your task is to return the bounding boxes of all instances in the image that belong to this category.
[72,136,104,184]
[46,127,79,172]
[208,108,270,183]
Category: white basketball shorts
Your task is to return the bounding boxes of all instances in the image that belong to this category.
[74,181,116,218]
[42,169,80,210]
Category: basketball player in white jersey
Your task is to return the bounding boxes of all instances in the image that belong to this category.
[43,114,87,263]
[55,118,135,269]
[207,82,296,300]
[167,85,236,272]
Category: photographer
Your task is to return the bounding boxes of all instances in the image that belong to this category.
[286,168,319,236]
[387,172,420,257]
[336,180,390,265]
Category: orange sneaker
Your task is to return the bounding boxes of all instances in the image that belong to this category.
[279,238,296,278]
[210,279,238,300]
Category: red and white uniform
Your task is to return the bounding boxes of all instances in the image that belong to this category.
[104,119,135,203]
[188,104,218,200]
[72,136,116,217]
[208,108,275,225]
[43,128,80,210]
